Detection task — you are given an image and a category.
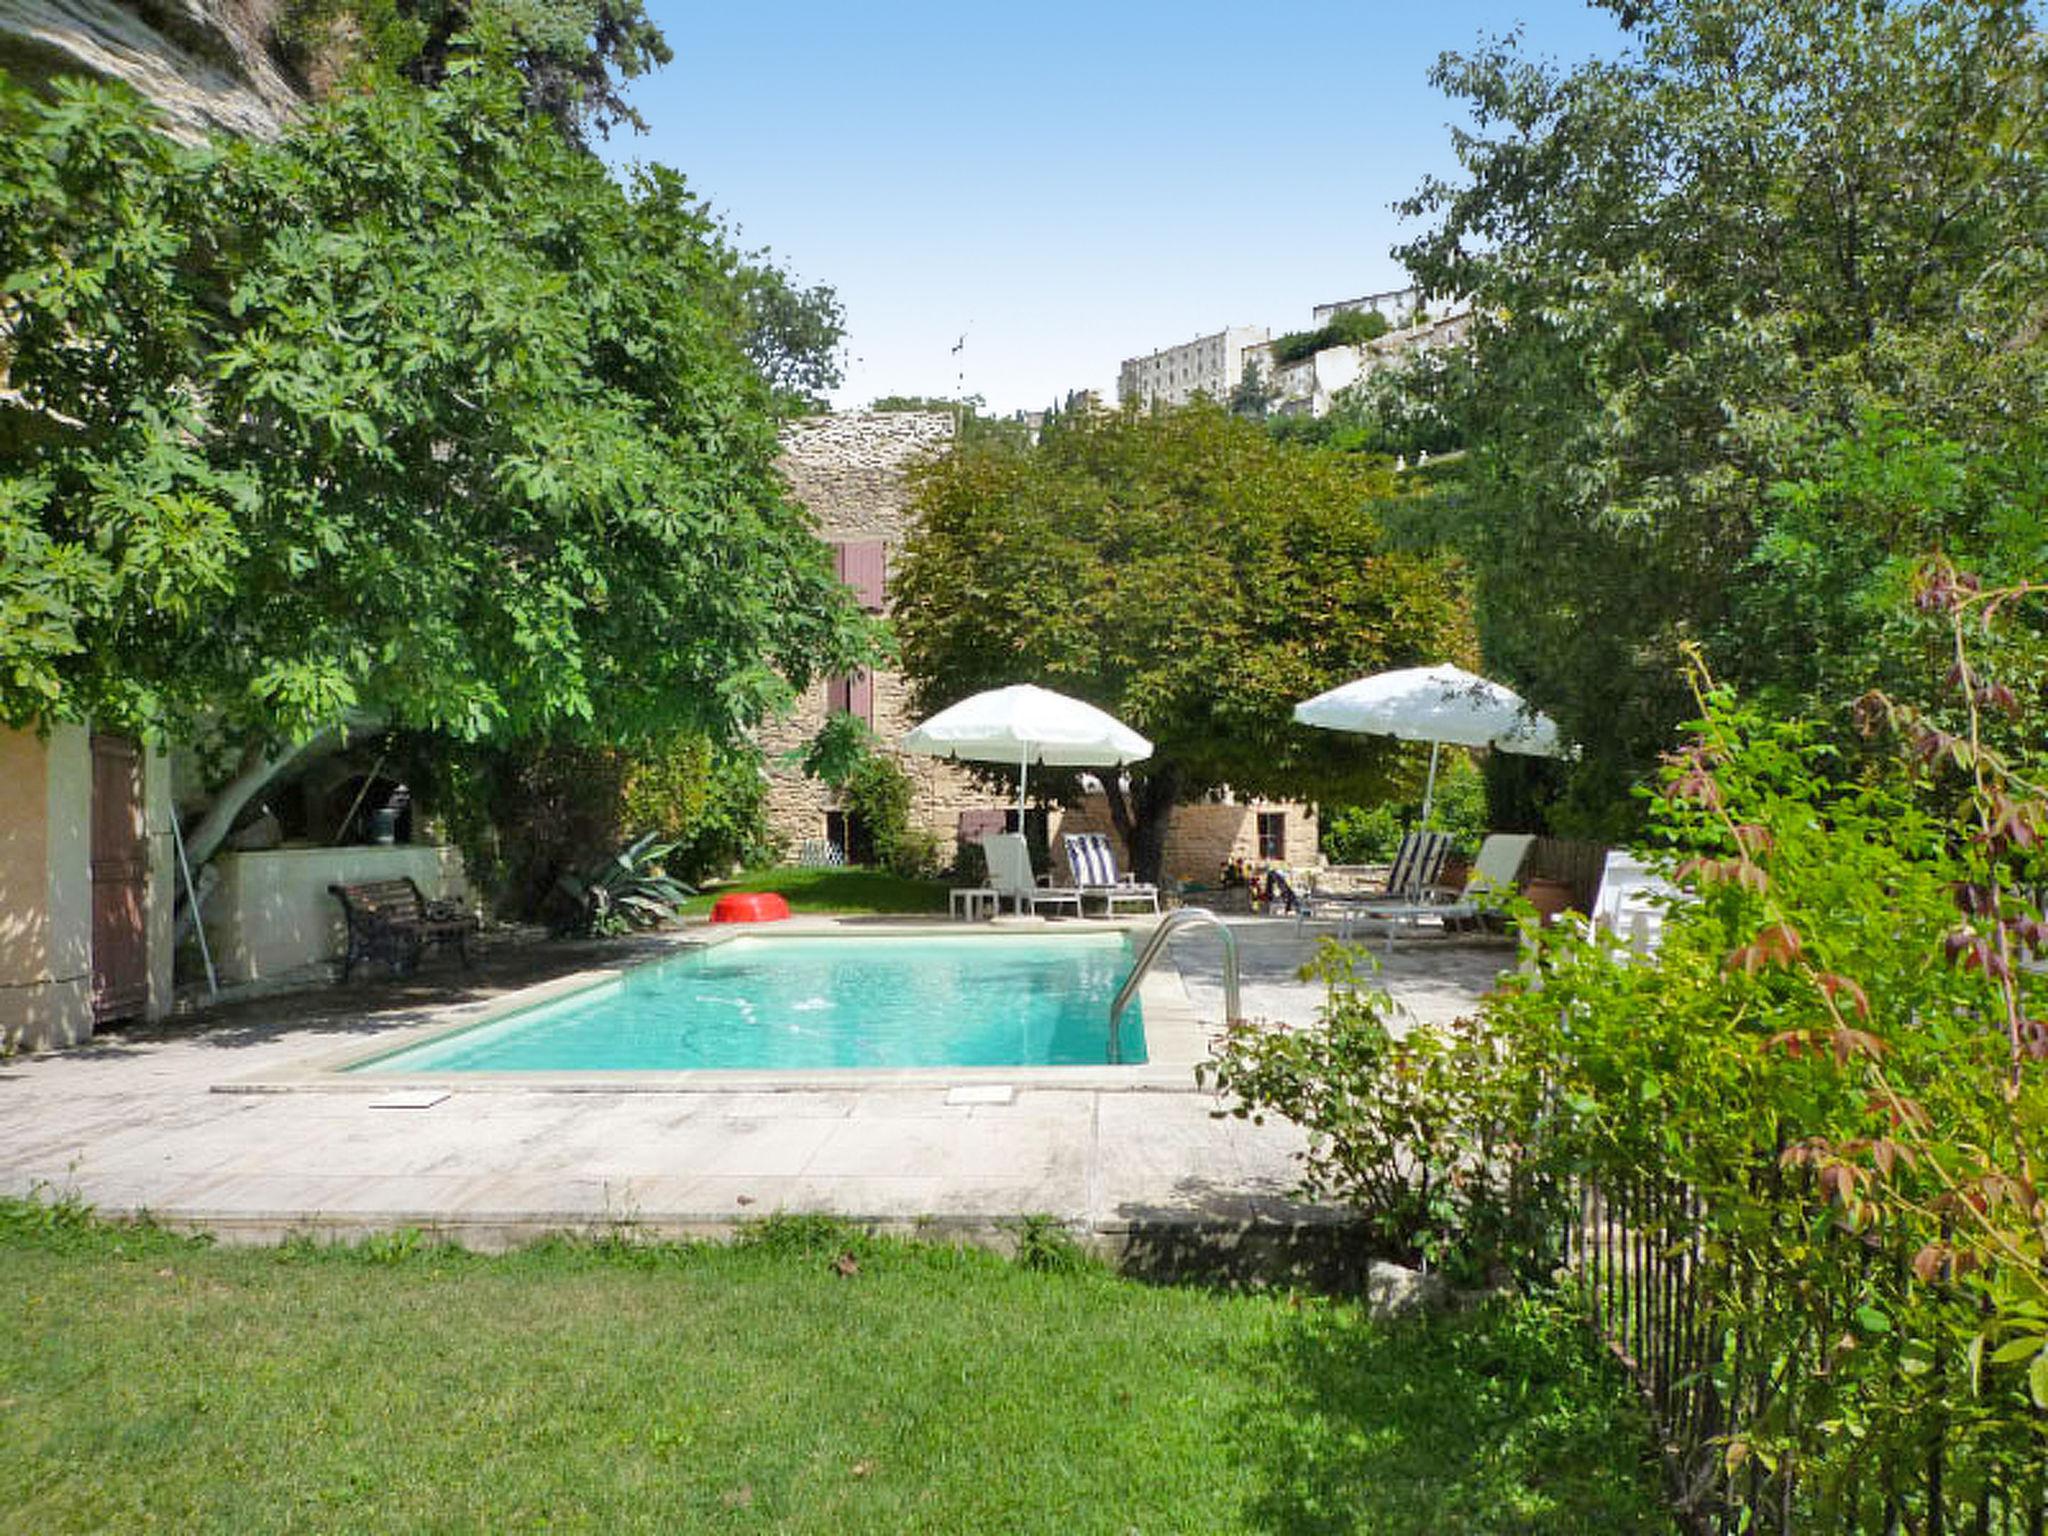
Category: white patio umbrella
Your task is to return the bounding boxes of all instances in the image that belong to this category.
[900,684,1152,816]
[1293,663,1565,827]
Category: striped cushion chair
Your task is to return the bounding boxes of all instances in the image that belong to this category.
[1384,829,1456,901]
[1296,829,1458,934]
[1062,832,1161,916]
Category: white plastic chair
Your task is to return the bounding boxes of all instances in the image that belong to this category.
[1589,849,1683,954]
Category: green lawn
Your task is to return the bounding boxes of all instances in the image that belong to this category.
[0,1200,1674,1534]
[682,865,950,917]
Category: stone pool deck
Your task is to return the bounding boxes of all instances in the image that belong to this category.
[0,916,1509,1277]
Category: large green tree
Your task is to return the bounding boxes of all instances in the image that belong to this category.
[891,404,1473,883]
[0,65,876,863]
[1395,0,2047,830]
[284,0,672,142]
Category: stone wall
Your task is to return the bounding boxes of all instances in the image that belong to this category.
[776,411,954,536]
[1053,795,1319,888]
[0,0,307,140]
[758,412,1001,858]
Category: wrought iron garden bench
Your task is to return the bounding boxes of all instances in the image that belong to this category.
[329,877,475,980]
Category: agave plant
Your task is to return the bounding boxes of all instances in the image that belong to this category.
[556,833,694,936]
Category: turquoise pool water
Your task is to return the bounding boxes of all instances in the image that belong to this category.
[351,932,1146,1073]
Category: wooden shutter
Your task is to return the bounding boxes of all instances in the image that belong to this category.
[90,734,150,1023]
[836,539,887,612]
[825,668,873,725]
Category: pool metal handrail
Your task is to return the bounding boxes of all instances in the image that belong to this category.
[1109,906,1239,1063]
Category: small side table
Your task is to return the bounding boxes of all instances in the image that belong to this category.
[950,888,999,922]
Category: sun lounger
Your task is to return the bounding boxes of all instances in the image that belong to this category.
[1061,832,1160,916]
[983,833,1083,918]
[1312,832,1538,951]
[1296,829,1456,932]
[1588,849,1683,954]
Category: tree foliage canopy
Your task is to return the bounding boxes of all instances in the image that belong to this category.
[891,404,1473,879]
[283,0,673,142]
[1395,0,2048,830]
[0,65,875,752]
[1269,307,1392,366]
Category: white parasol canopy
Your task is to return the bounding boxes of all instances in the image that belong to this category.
[901,684,1153,815]
[1293,664,1565,826]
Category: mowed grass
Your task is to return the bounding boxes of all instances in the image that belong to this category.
[681,865,950,917]
[0,1200,1676,1535]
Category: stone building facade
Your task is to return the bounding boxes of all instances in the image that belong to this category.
[1310,284,1429,328]
[1116,325,1271,410]
[1266,306,1476,419]
[760,412,1319,888]
[757,412,992,860]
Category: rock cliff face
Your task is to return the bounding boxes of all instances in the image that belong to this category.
[0,0,308,139]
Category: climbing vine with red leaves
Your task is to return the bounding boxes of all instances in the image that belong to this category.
[1477,560,2048,1520]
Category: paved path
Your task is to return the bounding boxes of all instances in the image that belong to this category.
[0,920,1511,1272]
[1168,913,1514,1033]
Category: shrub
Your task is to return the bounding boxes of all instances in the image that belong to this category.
[1321,756,1488,862]
[1230,568,2048,1520]
[553,832,692,935]
[619,735,770,884]
[952,838,988,887]
[402,732,769,917]
[841,753,914,867]
[1269,308,1394,365]
[883,825,943,880]
[1201,945,1557,1284]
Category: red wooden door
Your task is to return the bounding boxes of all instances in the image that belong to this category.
[90,734,149,1023]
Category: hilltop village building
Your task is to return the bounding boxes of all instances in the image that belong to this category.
[1117,285,1470,418]
[1267,307,1475,419]
[1116,326,1271,410]
[1311,284,1430,328]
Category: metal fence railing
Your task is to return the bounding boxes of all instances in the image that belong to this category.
[1570,1175,2048,1535]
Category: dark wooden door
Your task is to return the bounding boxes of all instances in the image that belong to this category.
[91,733,149,1023]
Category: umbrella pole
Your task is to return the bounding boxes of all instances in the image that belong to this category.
[1421,741,1441,829]
[1017,748,1028,824]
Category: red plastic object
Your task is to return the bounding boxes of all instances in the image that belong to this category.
[710,891,791,924]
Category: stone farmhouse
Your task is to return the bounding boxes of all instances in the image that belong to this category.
[761,412,1318,885]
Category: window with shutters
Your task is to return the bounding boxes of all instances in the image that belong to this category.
[825,668,873,725]
[830,538,888,613]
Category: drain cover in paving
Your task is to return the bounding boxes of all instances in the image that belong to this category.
[944,1085,1015,1106]
[367,1091,450,1110]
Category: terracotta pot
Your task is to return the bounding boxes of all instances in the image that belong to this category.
[1521,876,1575,927]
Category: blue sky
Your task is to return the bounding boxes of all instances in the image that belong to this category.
[612,2,1625,414]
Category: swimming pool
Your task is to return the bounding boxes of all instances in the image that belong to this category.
[350,931,1146,1073]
